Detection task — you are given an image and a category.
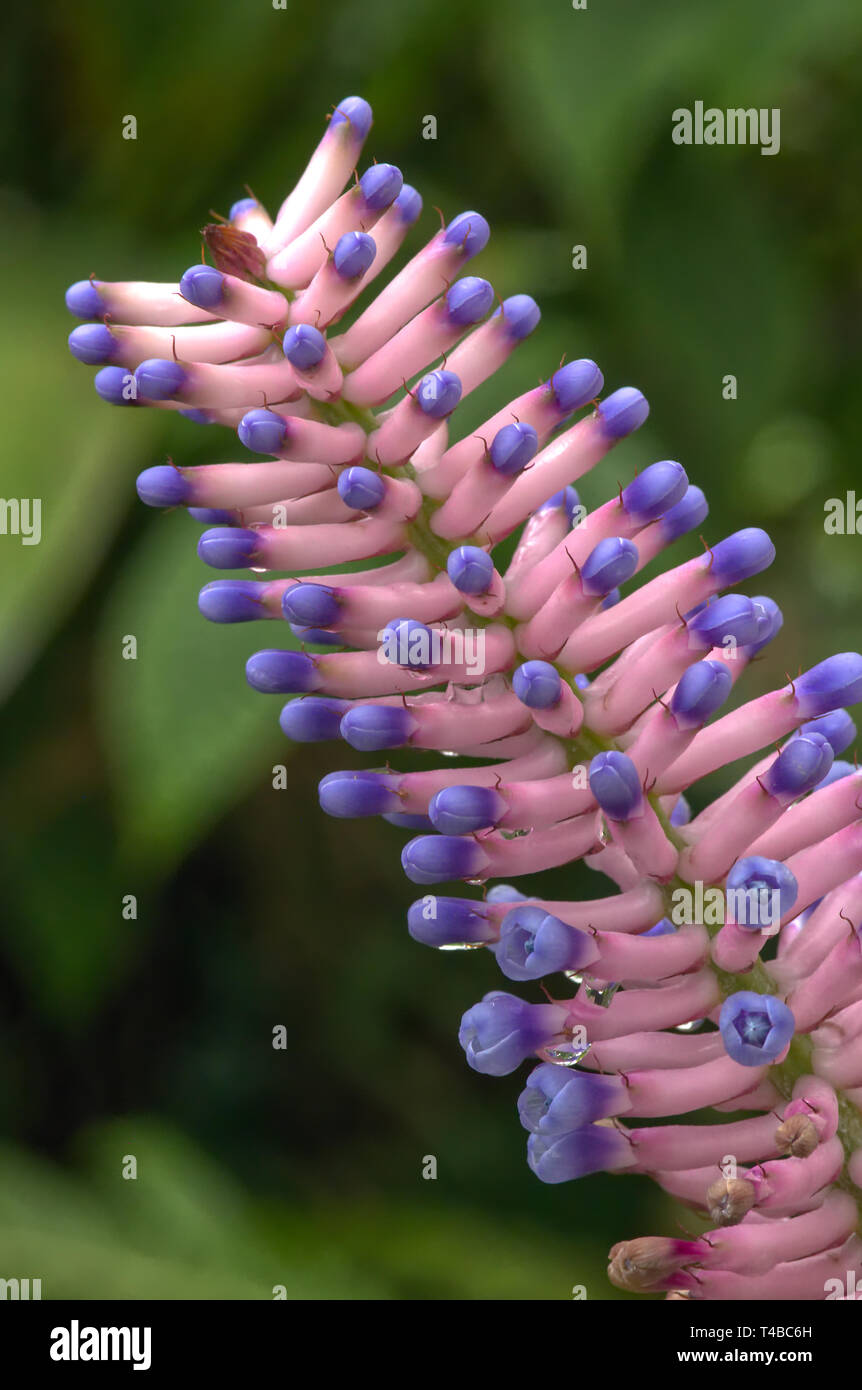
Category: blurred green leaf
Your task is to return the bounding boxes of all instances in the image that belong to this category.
[96,510,288,871]
[0,224,161,701]
[0,1118,626,1299]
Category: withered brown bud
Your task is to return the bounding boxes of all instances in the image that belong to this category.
[607,1236,689,1292]
[201,225,268,283]
[706,1176,757,1226]
[775,1112,819,1158]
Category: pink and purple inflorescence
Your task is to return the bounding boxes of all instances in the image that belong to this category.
[67,96,862,1301]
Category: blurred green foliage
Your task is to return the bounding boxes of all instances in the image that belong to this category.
[1,0,861,1298]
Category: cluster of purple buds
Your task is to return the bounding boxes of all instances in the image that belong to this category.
[67,97,862,1301]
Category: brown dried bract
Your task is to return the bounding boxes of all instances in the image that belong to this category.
[608,1236,685,1292]
[775,1112,819,1158]
[201,224,267,282]
[706,1176,756,1226]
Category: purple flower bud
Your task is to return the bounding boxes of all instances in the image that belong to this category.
[394,185,422,223]
[238,408,289,454]
[245,649,320,693]
[333,231,376,279]
[487,885,529,903]
[793,654,862,718]
[537,486,580,522]
[199,580,265,623]
[197,527,259,569]
[589,750,643,821]
[816,759,854,789]
[283,324,327,370]
[358,162,403,209]
[319,769,401,818]
[488,421,538,475]
[745,595,783,654]
[135,358,187,401]
[527,1125,630,1183]
[719,990,795,1066]
[766,731,834,801]
[446,545,494,595]
[687,594,760,650]
[383,812,434,830]
[459,991,566,1076]
[596,387,649,439]
[279,697,348,742]
[337,466,385,511]
[281,583,340,628]
[68,323,116,364]
[229,198,258,220]
[670,795,691,826]
[136,465,189,508]
[428,785,507,835]
[659,484,709,542]
[495,905,594,981]
[708,528,775,584]
[331,96,373,138]
[380,618,434,669]
[188,508,233,524]
[443,211,490,259]
[580,537,639,597]
[65,279,104,318]
[726,856,798,928]
[444,276,494,326]
[795,709,856,755]
[401,834,487,884]
[566,488,582,526]
[340,704,416,751]
[600,587,620,610]
[94,366,135,404]
[496,294,541,340]
[407,896,496,948]
[621,460,688,523]
[518,1064,627,1135]
[645,917,677,936]
[513,660,561,709]
[415,369,462,418]
[549,360,604,413]
[670,659,733,728]
[179,264,225,310]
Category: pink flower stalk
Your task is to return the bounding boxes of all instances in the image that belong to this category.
[66,96,862,1302]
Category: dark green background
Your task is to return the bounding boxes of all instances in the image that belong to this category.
[1,0,861,1298]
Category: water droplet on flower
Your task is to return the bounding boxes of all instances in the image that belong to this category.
[542,1042,591,1067]
[583,981,620,1008]
[437,941,486,952]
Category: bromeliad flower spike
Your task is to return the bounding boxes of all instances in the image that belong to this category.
[67,96,862,1301]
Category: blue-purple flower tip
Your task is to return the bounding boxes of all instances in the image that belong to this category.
[179,264,225,310]
[719,990,795,1066]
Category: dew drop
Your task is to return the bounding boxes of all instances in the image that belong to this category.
[583,981,620,1009]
